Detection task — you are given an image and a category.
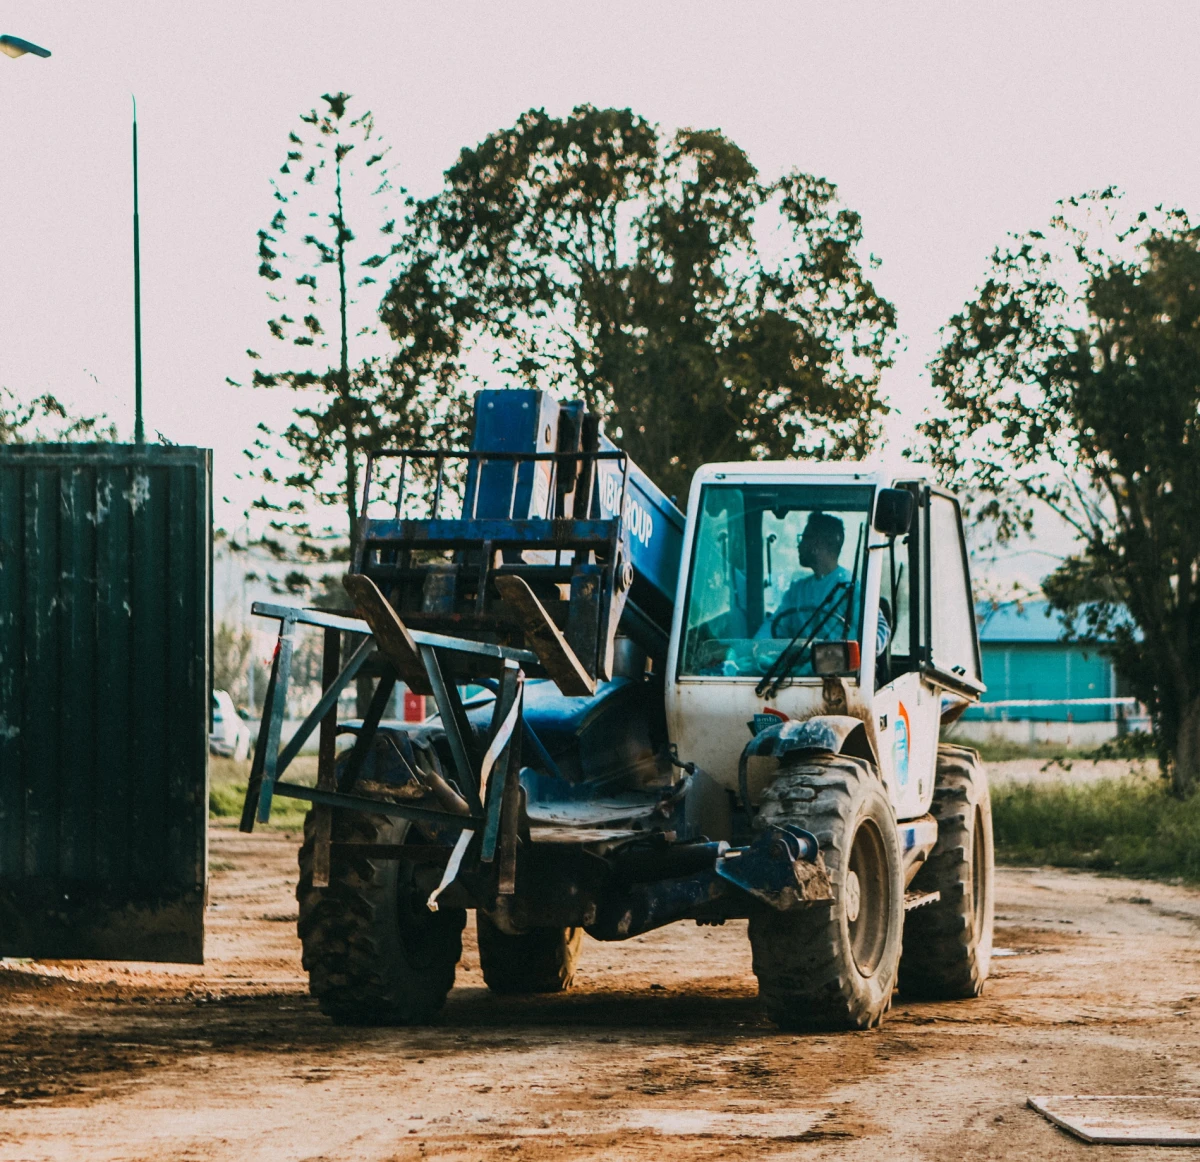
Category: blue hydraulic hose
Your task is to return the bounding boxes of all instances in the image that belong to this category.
[474,679,563,781]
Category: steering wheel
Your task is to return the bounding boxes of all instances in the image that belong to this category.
[694,638,730,672]
[768,605,801,638]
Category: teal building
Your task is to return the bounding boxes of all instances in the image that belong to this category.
[963,601,1116,723]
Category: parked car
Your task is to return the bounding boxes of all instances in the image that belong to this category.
[210,689,251,760]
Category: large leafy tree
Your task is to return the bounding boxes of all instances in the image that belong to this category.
[923,190,1200,795]
[401,106,896,499]
[240,92,465,553]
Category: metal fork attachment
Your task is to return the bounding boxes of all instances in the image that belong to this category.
[238,600,535,894]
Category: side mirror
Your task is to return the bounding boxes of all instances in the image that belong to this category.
[873,488,914,538]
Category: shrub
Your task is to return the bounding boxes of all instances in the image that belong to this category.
[993,778,1200,881]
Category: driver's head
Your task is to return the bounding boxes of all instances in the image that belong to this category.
[798,512,844,575]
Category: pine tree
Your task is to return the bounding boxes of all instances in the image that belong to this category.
[239,92,465,557]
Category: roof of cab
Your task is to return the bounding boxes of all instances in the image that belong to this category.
[692,460,930,486]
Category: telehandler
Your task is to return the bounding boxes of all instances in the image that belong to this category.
[241,388,993,1030]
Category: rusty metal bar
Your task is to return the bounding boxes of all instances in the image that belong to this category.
[251,616,296,827]
[432,455,444,518]
[419,644,482,814]
[498,678,524,894]
[361,453,376,521]
[480,662,522,864]
[394,453,407,519]
[250,602,537,668]
[276,635,374,775]
[336,674,396,795]
[271,781,482,831]
[507,458,519,517]
[471,456,483,519]
[239,643,281,834]
[475,540,493,615]
[311,626,342,888]
[367,448,627,462]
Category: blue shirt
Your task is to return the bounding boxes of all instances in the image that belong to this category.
[756,566,890,654]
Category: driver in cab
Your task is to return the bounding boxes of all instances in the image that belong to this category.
[756,512,889,654]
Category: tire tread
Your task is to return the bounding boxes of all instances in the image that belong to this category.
[296,810,465,1025]
[749,753,904,1031]
[476,918,583,994]
[898,744,994,1000]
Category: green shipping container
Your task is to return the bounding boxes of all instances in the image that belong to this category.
[0,445,211,962]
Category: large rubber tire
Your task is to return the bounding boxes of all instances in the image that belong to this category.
[749,753,904,1031]
[899,743,994,999]
[476,915,583,994]
[296,809,466,1025]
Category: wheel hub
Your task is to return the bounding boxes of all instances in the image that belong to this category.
[844,870,862,923]
[846,820,891,977]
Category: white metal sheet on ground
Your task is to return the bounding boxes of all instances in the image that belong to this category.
[1029,1096,1200,1145]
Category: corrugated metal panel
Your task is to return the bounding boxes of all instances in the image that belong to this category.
[0,444,210,962]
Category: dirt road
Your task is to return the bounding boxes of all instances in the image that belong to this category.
[2,821,1199,1161]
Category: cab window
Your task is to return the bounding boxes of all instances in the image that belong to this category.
[679,483,874,678]
[928,494,980,683]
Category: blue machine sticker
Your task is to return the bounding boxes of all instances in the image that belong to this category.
[600,469,655,547]
[894,702,910,786]
[753,710,788,735]
[592,435,684,609]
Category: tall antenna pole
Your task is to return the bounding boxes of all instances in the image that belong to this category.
[132,96,144,444]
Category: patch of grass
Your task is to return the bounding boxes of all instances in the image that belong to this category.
[208,780,311,828]
[209,755,251,789]
[993,777,1200,882]
[208,754,316,828]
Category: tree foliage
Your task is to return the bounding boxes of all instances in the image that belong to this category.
[402,106,896,498]
[0,387,115,444]
[213,621,254,706]
[923,190,1200,794]
[240,93,467,550]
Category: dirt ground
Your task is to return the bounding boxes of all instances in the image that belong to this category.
[2,821,1200,1161]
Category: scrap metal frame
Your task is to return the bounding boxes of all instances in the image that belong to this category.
[238,604,835,931]
[354,448,630,578]
[239,602,536,890]
[352,447,640,686]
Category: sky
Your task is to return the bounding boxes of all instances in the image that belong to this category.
[3,1,1199,590]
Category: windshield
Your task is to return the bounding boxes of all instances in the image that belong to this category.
[679,483,874,678]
